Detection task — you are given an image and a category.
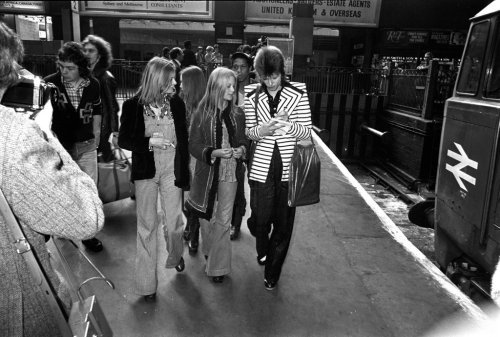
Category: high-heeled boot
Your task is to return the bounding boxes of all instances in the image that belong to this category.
[188,217,200,254]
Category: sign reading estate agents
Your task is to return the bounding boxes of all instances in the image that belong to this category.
[245,0,381,27]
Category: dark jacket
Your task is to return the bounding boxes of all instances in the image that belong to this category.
[186,105,248,220]
[93,66,119,134]
[181,48,197,68]
[173,59,182,94]
[118,95,190,189]
[44,72,102,148]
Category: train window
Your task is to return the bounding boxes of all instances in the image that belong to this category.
[485,25,500,99]
[456,21,490,95]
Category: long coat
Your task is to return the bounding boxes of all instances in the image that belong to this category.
[186,105,248,220]
[0,105,104,337]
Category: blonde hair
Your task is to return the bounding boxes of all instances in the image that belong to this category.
[137,56,175,105]
[197,67,236,120]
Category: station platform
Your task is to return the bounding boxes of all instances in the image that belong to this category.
[54,133,486,337]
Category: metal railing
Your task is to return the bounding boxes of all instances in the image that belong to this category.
[385,62,456,117]
[21,56,390,99]
[388,68,427,112]
[22,55,57,78]
[22,56,455,111]
[293,67,388,95]
[110,60,146,99]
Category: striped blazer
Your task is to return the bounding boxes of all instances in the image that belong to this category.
[244,81,312,183]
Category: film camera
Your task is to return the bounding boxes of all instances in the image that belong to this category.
[1,74,59,120]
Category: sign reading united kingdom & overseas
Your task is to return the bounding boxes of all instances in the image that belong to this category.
[245,0,381,27]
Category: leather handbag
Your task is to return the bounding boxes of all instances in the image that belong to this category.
[98,148,134,204]
[0,188,114,337]
[288,137,321,207]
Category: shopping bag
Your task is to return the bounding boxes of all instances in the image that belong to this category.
[288,138,321,207]
[97,149,134,203]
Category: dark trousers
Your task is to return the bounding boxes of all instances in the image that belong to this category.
[98,130,114,162]
[249,144,296,283]
[231,164,247,229]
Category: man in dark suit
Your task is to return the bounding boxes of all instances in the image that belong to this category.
[181,40,197,68]
[170,47,183,93]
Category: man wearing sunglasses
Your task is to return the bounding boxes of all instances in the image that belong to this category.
[44,42,104,252]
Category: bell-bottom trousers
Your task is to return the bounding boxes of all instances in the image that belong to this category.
[249,144,296,283]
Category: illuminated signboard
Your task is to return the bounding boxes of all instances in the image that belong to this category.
[0,1,45,13]
[383,30,467,46]
[79,1,213,19]
[245,0,381,27]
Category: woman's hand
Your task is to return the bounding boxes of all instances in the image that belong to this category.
[232,146,245,159]
[149,136,173,149]
[212,148,233,159]
[259,119,283,137]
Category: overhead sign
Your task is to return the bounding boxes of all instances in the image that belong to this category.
[445,142,478,192]
[0,1,45,13]
[383,29,467,46]
[79,1,213,18]
[216,38,243,44]
[245,0,381,27]
[383,30,429,45]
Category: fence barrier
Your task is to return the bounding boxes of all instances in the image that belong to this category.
[20,55,455,166]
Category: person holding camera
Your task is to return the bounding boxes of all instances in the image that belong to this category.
[83,34,120,163]
[0,22,104,336]
[44,42,104,253]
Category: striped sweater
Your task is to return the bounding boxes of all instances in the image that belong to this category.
[244,81,312,183]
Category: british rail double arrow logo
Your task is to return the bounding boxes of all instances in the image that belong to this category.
[445,142,478,191]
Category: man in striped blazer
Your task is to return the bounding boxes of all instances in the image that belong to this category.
[244,46,312,290]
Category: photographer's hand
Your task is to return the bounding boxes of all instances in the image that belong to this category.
[34,99,54,139]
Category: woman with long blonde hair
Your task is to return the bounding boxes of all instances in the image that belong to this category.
[186,67,248,283]
[118,57,190,301]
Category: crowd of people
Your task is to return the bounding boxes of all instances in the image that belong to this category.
[0,23,313,335]
[159,36,269,80]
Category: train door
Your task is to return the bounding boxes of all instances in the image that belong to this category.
[435,4,500,276]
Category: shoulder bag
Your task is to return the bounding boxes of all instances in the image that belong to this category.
[288,136,321,207]
[0,188,114,337]
[98,148,135,203]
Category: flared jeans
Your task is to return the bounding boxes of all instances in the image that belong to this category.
[134,148,184,295]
